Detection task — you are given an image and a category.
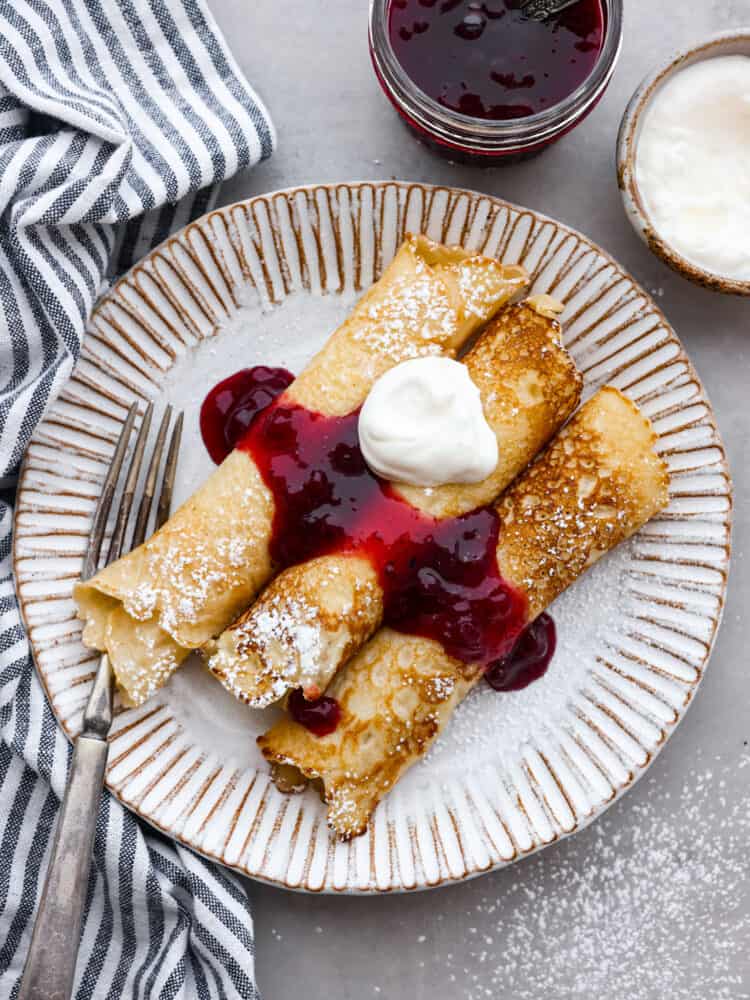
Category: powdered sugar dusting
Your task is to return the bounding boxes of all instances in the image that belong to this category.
[436,757,750,999]
[356,270,456,359]
[222,595,326,705]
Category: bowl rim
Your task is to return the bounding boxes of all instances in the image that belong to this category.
[616,28,750,297]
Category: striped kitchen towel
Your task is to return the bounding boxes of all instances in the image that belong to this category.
[0,1,274,997]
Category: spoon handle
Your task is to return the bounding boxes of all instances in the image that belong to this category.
[520,0,582,20]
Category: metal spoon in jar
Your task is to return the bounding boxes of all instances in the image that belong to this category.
[519,0,582,19]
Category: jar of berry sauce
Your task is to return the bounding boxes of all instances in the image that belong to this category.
[369,0,623,164]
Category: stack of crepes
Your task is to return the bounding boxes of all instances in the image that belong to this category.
[75,235,527,705]
[205,293,583,706]
[75,234,670,841]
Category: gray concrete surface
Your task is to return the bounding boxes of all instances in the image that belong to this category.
[211,3,750,997]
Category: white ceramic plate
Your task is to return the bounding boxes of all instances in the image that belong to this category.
[14,182,731,893]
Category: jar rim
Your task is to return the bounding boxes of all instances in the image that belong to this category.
[369,0,624,152]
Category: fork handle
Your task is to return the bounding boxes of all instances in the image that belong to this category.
[18,736,109,1000]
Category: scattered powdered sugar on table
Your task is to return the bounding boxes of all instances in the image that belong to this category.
[436,756,750,999]
[255,754,747,999]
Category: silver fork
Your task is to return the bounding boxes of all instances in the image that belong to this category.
[18,401,183,1000]
[518,0,581,19]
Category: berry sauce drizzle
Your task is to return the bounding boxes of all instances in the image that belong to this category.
[287,688,342,737]
[388,0,604,121]
[200,367,556,735]
[200,366,294,465]
[485,612,556,691]
[240,402,528,667]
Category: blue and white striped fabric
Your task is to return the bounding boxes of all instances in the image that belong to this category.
[0,1,274,996]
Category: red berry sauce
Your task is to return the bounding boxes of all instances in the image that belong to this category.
[199,366,294,464]
[201,370,558,735]
[239,402,528,669]
[287,688,342,737]
[485,611,556,691]
[388,0,604,121]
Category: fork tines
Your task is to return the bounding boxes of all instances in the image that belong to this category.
[82,402,183,582]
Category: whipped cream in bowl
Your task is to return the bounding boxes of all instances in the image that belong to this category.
[358,356,498,488]
[618,34,750,295]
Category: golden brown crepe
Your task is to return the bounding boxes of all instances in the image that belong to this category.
[258,387,671,839]
[207,300,583,707]
[75,236,527,706]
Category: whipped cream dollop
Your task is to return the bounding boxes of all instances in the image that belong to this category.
[635,55,750,281]
[358,356,498,488]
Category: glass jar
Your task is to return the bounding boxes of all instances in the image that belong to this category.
[369,0,623,165]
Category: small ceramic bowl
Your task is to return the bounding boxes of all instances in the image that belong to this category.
[617,30,750,296]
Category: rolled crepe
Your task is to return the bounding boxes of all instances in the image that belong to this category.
[75,235,526,706]
[207,299,582,707]
[258,387,670,839]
